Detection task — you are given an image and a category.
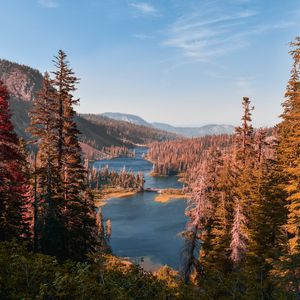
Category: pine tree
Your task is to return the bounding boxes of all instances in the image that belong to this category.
[272,37,300,298]
[95,208,110,253]
[246,143,286,298]
[0,81,30,241]
[181,151,221,284]
[28,53,98,260]
[28,72,64,256]
[52,50,98,260]
[230,202,248,264]
[52,50,78,172]
[205,151,236,274]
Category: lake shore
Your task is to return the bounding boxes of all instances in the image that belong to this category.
[94,188,139,207]
[154,189,189,203]
[93,187,189,206]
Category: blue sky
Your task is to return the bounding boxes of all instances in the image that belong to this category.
[1,0,300,126]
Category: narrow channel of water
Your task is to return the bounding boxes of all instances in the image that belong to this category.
[94,147,187,270]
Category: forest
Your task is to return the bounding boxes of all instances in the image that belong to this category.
[1,36,300,299]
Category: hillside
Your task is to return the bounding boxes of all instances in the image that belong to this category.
[0,59,177,154]
[101,112,152,127]
[100,111,235,137]
[80,114,177,145]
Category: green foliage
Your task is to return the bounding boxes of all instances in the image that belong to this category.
[0,241,198,300]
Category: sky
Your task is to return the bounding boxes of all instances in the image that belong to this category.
[1,0,300,126]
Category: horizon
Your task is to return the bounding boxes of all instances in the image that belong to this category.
[1,0,300,126]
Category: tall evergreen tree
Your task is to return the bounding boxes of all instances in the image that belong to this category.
[0,81,30,241]
[272,37,300,298]
[52,50,98,260]
[28,72,64,256]
[29,52,99,260]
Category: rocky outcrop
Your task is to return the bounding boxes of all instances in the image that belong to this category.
[0,59,176,152]
[0,59,43,102]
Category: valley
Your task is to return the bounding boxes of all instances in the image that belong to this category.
[93,147,187,270]
[1,9,300,296]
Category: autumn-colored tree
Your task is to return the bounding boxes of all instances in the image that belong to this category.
[271,37,300,298]
[229,97,255,266]
[181,160,211,284]
[0,81,31,241]
[181,150,223,284]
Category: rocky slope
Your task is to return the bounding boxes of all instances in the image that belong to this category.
[0,59,177,156]
[0,59,43,102]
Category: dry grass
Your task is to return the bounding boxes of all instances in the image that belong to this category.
[94,189,138,207]
[154,189,189,203]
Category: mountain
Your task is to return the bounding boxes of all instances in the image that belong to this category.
[80,114,177,144]
[0,59,177,157]
[0,59,43,102]
[101,112,152,127]
[152,122,235,137]
[99,112,234,137]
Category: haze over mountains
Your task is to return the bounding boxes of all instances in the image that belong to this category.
[0,59,176,158]
[0,57,234,159]
[102,112,234,137]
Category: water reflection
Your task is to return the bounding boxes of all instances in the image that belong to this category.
[94,148,187,270]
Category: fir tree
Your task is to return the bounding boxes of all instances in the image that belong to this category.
[28,52,99,260]
[52,50,98,260]
[272,37,300,298]
[0,81,30,241]
[230,201,248,264]
[230,97,255,266]
[28,72,64,256]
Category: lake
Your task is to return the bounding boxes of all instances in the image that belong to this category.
[94,147,187,271]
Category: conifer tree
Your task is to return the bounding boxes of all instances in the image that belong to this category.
[182,151,221,284]
[272,37,300,297]
[230,201,248,264]
[52,50,98,260]
[230,97,255,266]
[0,81,30,241]
[28,72,66,256]
[205,151,236,274]
[28,53,99,260]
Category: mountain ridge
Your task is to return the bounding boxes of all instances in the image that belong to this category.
[0,59,177,158]
[101,112,235,137]
[101,112,153,127]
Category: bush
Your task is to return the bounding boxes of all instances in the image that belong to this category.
[0,241,198,300]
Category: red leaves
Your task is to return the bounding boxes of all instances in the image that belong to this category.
[0,81,31,241]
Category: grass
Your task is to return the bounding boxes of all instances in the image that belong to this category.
[94,188,139,207]
[154,189,189,203]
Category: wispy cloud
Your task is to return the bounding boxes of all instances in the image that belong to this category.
[162,1,295,63]
[38,0,58,8]
[130,2,157,16]
[163,6,258,62]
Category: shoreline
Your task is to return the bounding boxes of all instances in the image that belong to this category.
[93,187,189,206]
[154,189,189,203]
[94,189,140,207]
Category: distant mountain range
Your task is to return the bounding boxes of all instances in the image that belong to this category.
[102,112,151,128]
[0,58,234,160]
[101,112,235,137]
[0,59,177,158]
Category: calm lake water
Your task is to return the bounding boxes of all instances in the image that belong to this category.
[94,147,187,270]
